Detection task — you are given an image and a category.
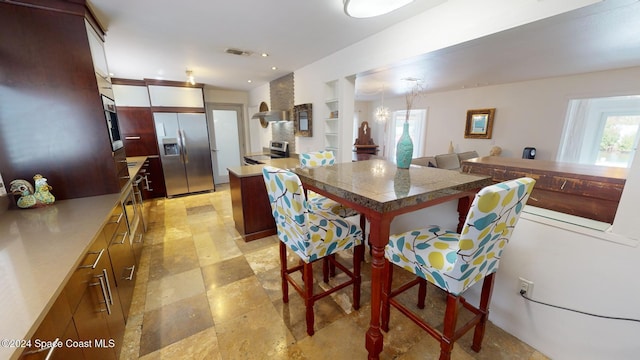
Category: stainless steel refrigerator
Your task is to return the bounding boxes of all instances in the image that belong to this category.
[153,112,214,197]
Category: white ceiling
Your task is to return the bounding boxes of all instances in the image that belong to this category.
[89,0,640,101]
[88,0,444,90]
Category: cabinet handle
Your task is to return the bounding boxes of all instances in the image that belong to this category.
[134,233,144,244]
[108,212,124,224]
[22,338,59,359]
[118,159,128,163]
[560,180,567,190]
[79,248,105,269]
[125,136,141,140]
[102,268,114,306]
[112,231,128,245]
[124,265,136,281]
[144,176,151,191]
[91,275,112,315]
[120,175,131,180]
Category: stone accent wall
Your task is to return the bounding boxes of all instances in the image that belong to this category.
[270,73,295,153]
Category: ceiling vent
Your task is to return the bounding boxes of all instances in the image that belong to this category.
[224,48,252,56]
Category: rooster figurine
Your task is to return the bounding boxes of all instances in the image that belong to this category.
[34,174,55,205]
[9,174,55,209]
[9,179,37,208]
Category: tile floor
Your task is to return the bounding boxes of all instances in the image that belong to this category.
[119,184,549,360]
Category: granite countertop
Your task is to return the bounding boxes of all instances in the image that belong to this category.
[229,157,301,178]
[0,194,121,360]
[293,159,493,214]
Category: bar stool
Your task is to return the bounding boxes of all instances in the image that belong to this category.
[262,165,364,336]
[382,177,536,359]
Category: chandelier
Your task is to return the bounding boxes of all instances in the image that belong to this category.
[375,85,389,123]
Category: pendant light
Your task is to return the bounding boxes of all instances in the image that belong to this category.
[186,69,195,85]
[375,85,389,123]
[343,0,415,18]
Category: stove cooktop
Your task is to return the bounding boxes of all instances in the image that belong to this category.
[245,154,272,161]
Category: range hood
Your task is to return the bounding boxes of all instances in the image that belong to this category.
[251,110,290,122]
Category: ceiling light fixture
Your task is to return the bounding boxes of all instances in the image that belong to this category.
[261,53,269,57]
[271,66,278,70]
[343,0,415,18]
[374,85,389,123]
[186,69,195,85]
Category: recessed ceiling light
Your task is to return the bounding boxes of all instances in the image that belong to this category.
[344,0,414,18]
[261,53,269,57]
[247,80,252,83]
[271,66,278,70]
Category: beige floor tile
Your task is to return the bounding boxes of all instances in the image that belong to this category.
[138,327,222,360]
[243,242,281,274]
[147,237,200,281]
[207,276,273,323]
[139,293,214,356]
[144,268,205,312]
[192,229,243,267]
[201,256,255,291]
[214,302,296,360]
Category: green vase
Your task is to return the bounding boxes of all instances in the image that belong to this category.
[395,121,413,168]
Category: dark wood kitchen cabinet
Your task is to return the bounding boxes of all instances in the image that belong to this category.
[103,198,137,324]
[230,171,277,241]
[0,1,124,201]
[117,105,167,198]
[19,292,84,360]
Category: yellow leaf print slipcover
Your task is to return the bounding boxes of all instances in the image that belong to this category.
[262,166,362,263]
[385,177,535,295]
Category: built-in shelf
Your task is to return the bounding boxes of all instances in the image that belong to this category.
[324,79,340,157]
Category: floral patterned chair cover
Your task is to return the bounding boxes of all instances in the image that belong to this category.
[299,151,358,218]
[382,177,535,359]
[262,165,362,262]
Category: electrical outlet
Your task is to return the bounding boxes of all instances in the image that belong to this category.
[519,277,534,296]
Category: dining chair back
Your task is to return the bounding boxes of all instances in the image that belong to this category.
[299,150,336,169]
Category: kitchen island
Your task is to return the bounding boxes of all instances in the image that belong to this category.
[228,157,300,241]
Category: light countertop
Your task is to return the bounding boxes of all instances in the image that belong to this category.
[127,156,148,178]
[0,194,121,359]
[229,157,301,178]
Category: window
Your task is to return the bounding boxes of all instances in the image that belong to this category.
[557,95,640,168]
[386,109,428,163]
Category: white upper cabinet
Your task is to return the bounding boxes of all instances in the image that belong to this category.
[148,85,204,108]
[112,85,151,107]
[85,19,109,78]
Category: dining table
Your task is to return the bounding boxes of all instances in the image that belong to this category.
[292,159,493,359]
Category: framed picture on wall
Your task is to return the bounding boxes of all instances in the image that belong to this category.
[294,103,312,137]
[464,108,495,139]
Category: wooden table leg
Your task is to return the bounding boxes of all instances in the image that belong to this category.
[365,215,391,359]
[456,195,474,233]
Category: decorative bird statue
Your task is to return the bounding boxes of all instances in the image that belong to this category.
[33,174,55,205]
[9,174,55,209]
[9,179,38,209]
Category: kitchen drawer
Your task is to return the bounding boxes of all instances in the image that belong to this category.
[65,234,110,314]
[102,201,137,321]
[19,291,83,360]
